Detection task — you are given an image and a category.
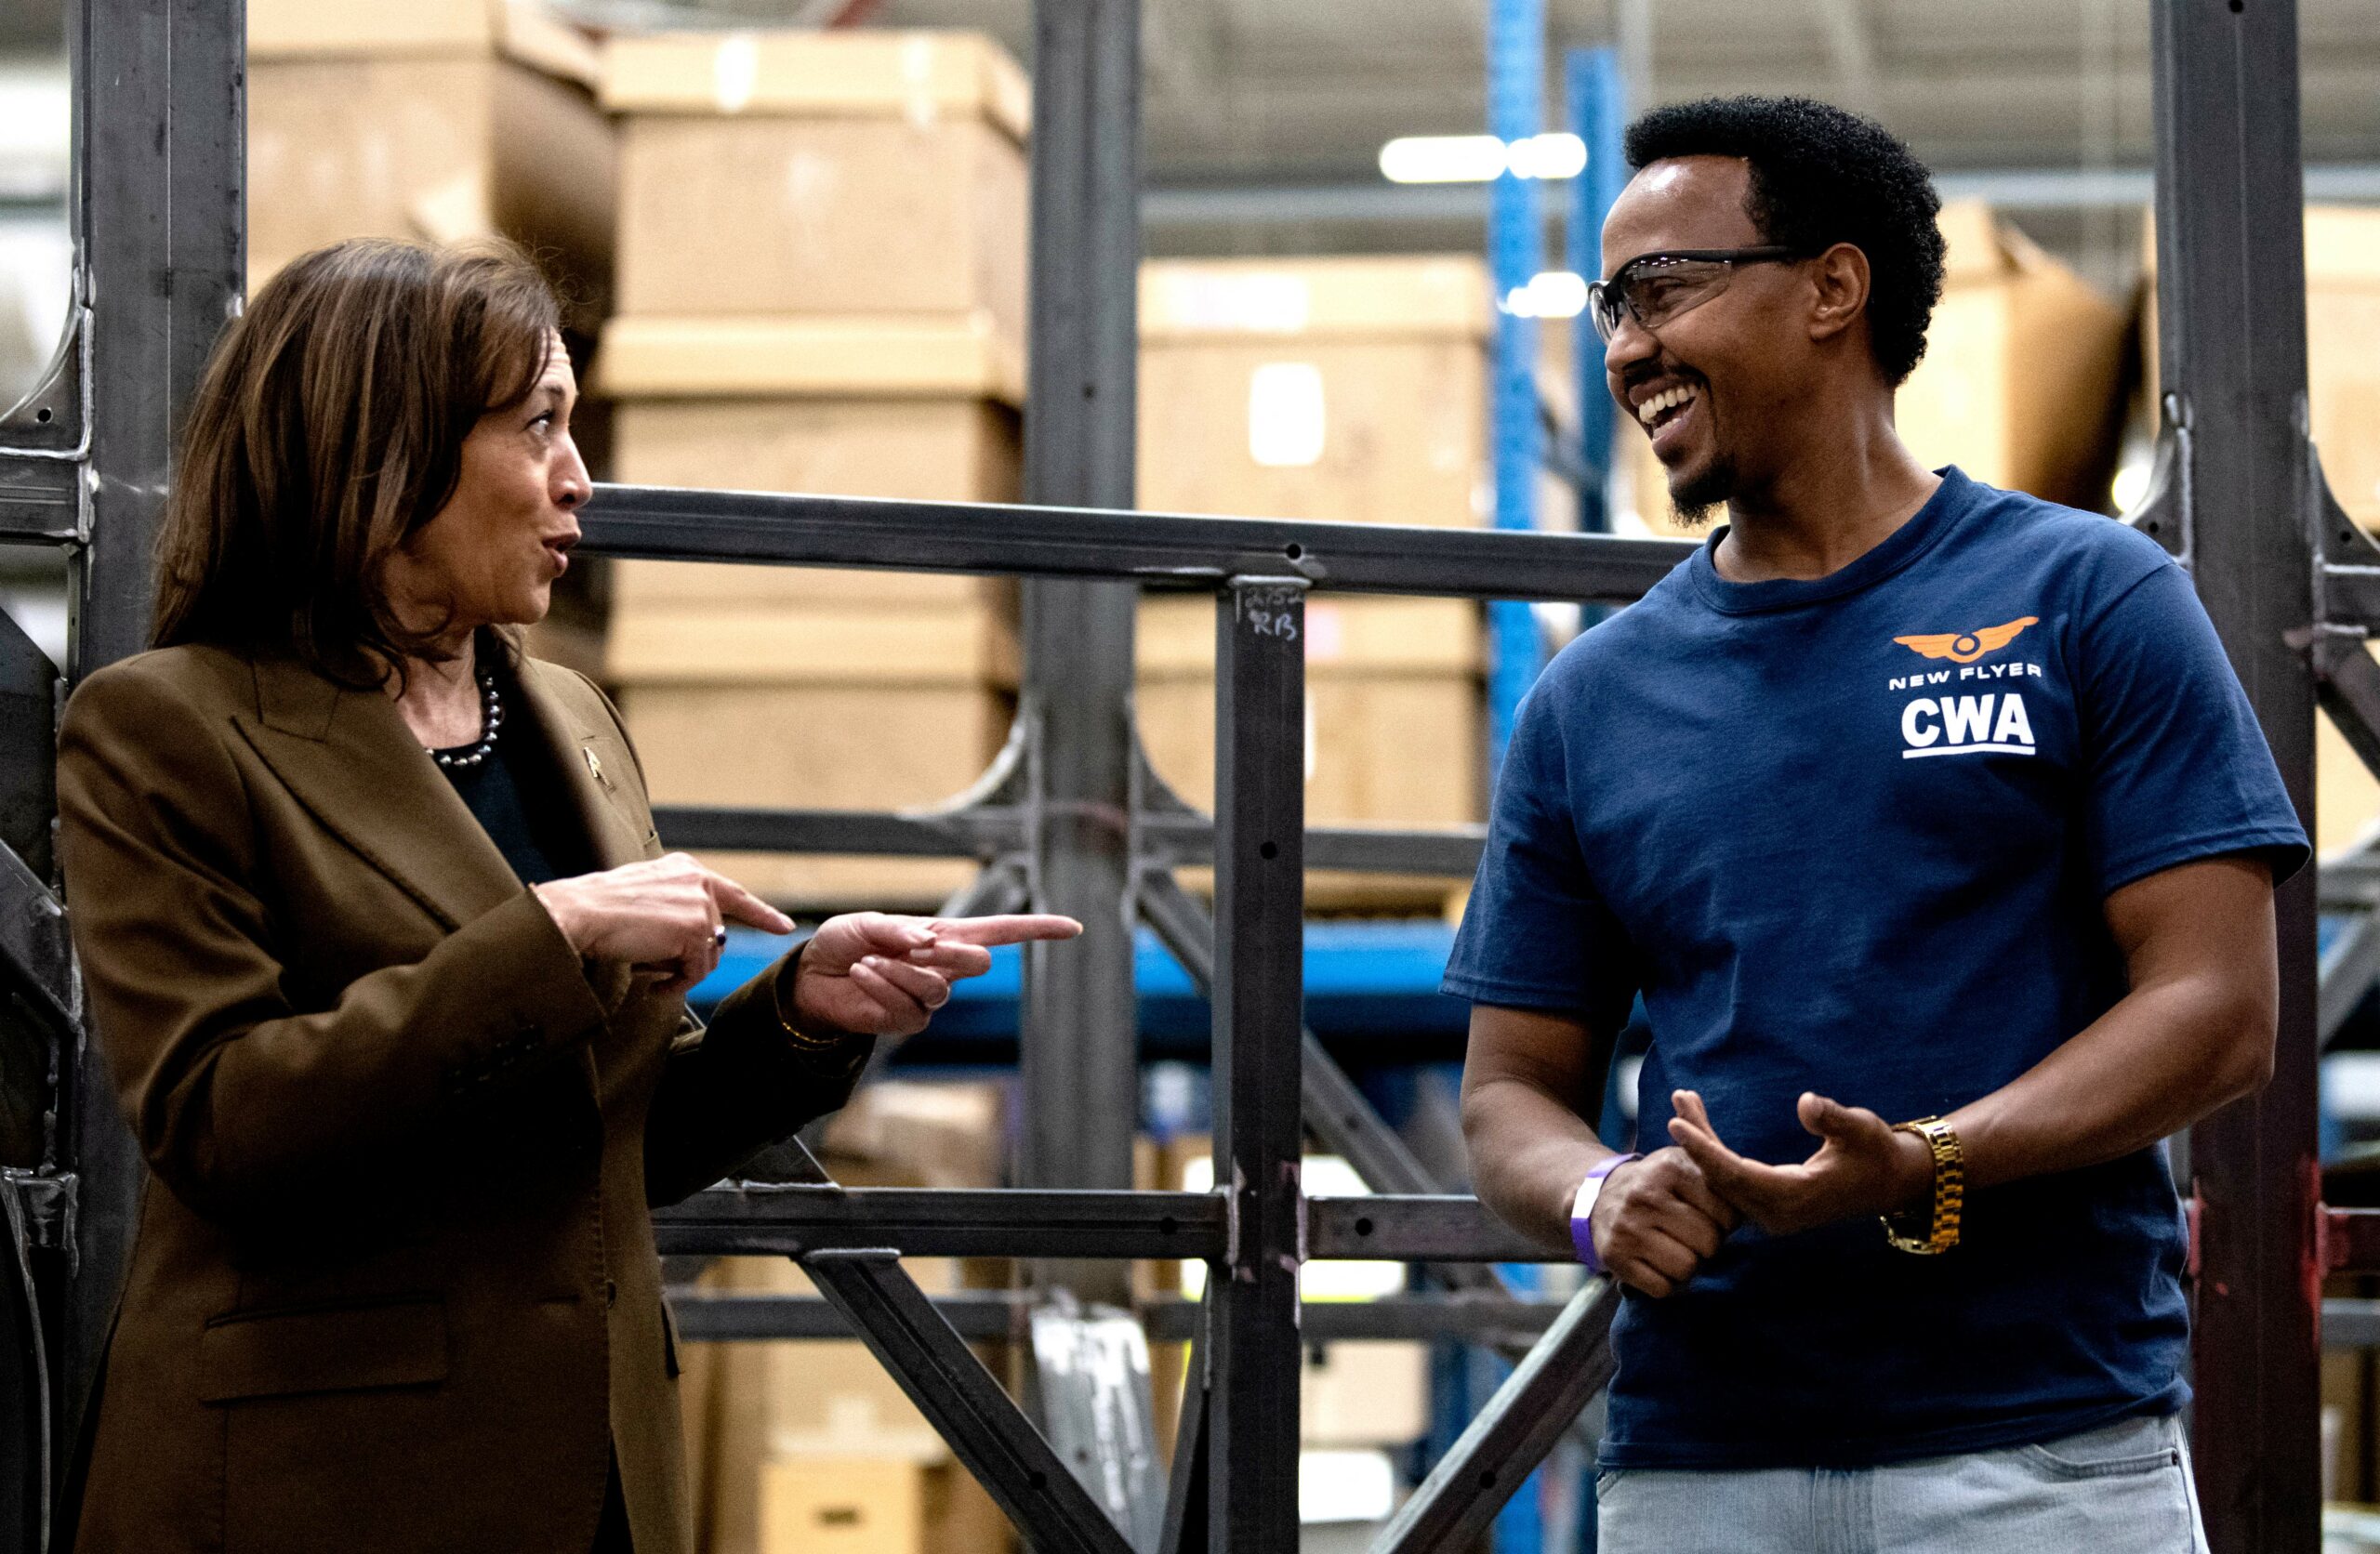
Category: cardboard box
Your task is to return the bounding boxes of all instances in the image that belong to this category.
[1139,257,1491,528]
[760,1458,1011,1554]
[1626,203,2128,533]
[1301,1342,1431,1449]
[2307,207,2380,533]
[1135,595,1482,828]
[606,392,1020,613]
[245,0,613,322]
[604,31,1028,353]
[616,682,1012,909]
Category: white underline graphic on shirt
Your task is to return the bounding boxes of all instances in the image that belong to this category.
[1901,744,2037,759]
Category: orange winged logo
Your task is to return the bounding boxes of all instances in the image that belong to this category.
[1894,615,2040,665]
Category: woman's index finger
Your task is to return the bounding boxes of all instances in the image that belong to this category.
[933,915,1086,947]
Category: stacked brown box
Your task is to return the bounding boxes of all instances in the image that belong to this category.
[1628,202,2129,534]
[1137,257,1492,910]
[596,30,1030,910]
[245,0,615,325]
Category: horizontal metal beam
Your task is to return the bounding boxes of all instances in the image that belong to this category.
[0,458,79,544]
[654,1186,1226,1260]
[664,1289,1570,1345]
[2327,1206,2380,1274]
[654,1186,1557,1263]
[2323,1297,2380,1350]
[1306,1194,1559,1263]
[654,802,1485,877]
[582,483,1694,605]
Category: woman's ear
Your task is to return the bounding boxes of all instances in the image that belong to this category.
[1806,243,1871,346]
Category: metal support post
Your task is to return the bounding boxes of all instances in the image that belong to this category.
[59,0,245,1504]
[1205,579,1308,1551]
[2150,3,2320,1547]
[1017,0,1144,1308]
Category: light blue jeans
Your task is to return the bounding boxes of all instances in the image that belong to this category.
[1596,1413,2211,1554]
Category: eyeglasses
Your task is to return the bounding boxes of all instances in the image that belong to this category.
[1587,246,1808,345]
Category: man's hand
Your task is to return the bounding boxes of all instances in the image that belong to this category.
[1590,1146,1741,1298]
[1665,1088,1933,1237]
[791,911,1082,1038]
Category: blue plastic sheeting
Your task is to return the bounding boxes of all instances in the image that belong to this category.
[690,920,1473,1059]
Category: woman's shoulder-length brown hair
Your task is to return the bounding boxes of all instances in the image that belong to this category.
[153,237,560,684]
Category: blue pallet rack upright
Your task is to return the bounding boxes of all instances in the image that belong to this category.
[1568,45,1629,538]
[1484,0,1547,779]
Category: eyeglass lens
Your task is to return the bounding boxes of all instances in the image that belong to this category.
[1590,258,1740,345]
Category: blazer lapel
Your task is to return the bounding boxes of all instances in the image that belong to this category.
[510,658,652,874]
[232,655,523,931]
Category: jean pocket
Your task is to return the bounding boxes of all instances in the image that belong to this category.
[2016,1416,2182,1482]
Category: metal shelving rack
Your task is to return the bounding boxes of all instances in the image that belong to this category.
[0,2,2370,1551]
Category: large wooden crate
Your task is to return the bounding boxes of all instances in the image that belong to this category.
[602,30,1028,356]
[245,0,613,323]
[615,680,1011,911]
[1628,202,2128,533]
[1139,257,1491,527]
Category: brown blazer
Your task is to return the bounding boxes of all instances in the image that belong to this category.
[53,643,864,1554]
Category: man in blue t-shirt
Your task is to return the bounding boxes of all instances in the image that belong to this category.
[1447,96,2307,1553]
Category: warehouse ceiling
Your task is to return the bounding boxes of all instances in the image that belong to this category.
[561,0,2380,174]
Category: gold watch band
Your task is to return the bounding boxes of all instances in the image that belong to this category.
[1880,1116,1964,1256]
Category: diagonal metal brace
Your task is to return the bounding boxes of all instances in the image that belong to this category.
[2321,908,2380,1049]
[0,839,75,1033]
[2308,629,2380,787]
[803,1248,1138,1554]
[1368,1278,1620,1554]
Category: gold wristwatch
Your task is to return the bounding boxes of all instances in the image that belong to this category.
[1881,1116,1964,1256]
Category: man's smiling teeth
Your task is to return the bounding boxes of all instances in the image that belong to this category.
[1636,386,1697,428]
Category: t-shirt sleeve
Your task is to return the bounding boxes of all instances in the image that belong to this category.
[1441,683,1641,1027]
[2080,557,2310,895]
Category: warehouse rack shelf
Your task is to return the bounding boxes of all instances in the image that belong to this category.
[0,1,2368,1550]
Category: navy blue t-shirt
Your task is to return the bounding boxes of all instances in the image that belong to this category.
[1443,468,2307,1468]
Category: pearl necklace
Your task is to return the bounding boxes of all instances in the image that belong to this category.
[428,665,504,770]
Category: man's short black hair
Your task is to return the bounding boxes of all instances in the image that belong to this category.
[1623,95,1947,386]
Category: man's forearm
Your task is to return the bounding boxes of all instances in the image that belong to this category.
[1463,1074,1623,1250]
[1946,972,2272,1192]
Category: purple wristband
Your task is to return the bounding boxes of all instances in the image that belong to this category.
[1569,1152,1641,1273]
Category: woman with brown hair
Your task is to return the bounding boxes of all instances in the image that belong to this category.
[52,237,1076,1554]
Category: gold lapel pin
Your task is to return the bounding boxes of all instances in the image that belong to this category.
[583,746,605,784]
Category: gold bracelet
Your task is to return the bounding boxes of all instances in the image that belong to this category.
[1880,1116,1964,1256]
[769,960,855,1053]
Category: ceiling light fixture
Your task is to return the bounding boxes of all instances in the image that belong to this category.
[1378,132,1586,185]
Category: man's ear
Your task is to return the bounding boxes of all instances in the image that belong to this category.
[1806,243,1871,346]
